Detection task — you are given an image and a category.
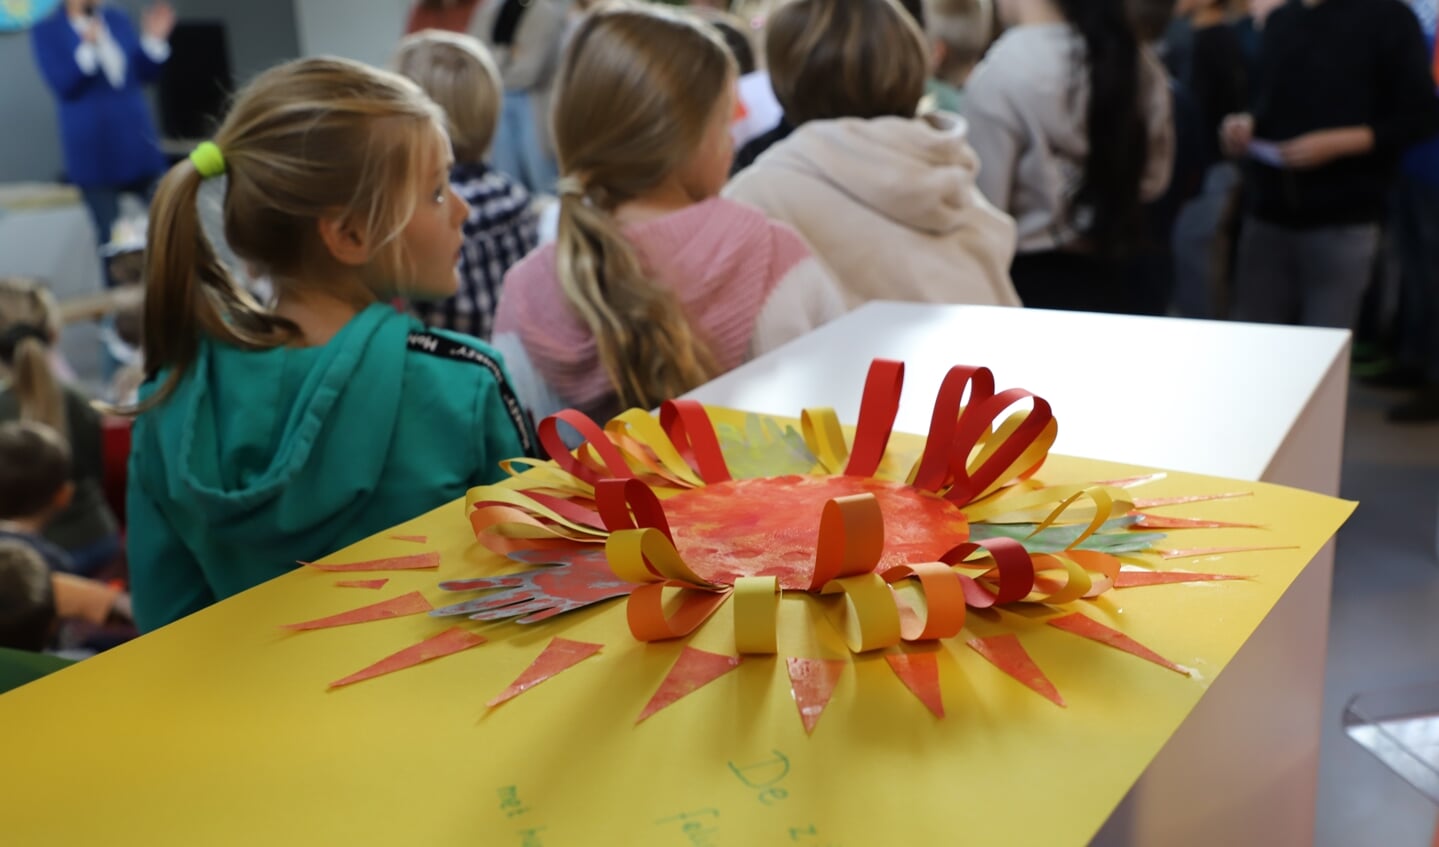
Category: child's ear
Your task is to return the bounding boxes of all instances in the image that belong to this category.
[931,39,947,75]
[316,214,372,267]
[51,481,75,512]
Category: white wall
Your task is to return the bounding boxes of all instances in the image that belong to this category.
[293,0,411,67]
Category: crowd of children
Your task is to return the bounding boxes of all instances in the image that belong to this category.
[5,0,1439,656]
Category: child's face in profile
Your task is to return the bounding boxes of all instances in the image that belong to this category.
[393,122,471,301]
[676,73,738,203]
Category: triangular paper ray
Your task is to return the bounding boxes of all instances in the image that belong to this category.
[1047,612,1189,676]
[786,658,846,735]
[885,653,944,718]
[637,648,741,724]
[284,591,433,631]
[1132,492,1251,509]
[334,578,389,589]
[487,638,604,707]
[1114,570,1247,588]
[967,634,1065,707]
[329,627,486,688]
[1158,545,1297,559]
[303,552,440,572]
[390,535,428,544]
[1131,514,1263,530]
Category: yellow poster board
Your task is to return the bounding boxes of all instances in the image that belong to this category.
[0,428,1353,847]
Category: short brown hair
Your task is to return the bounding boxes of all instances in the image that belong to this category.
[394,30,504,163]
[765,0,929,125]
[0,540,55,651]
[0,421,71,520]
[926,0,993,77]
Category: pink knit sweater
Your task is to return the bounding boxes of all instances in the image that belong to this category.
[493,198,818,417]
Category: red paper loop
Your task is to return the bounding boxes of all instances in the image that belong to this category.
[538,410,634,486]
[809,493,885,590]
[940,537,1035,608]
[947,391,1054,506]
[659,399,732,484]
[912,366,995,492]
[844,359,904,478]
[596,479,673,540]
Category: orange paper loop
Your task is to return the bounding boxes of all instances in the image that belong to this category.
[881,562,967,641]
[626,583,731,642]
[809,493,885,590]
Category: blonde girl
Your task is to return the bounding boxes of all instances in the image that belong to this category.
[492,3,844,422]
[0,278,120,576]
[126,57,534,631]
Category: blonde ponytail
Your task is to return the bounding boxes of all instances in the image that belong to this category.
[555,192,717,410]
[0,277,67,433]
[550,5,736,409]
[138,160,296,413]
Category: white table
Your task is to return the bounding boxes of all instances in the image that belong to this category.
[688,302,1350,847]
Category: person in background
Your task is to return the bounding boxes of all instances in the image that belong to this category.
[923,0,995,114]
[1221,0,1439,329]
[395,30,540,342]
[1124,0,1205,316]
[1168,0,1248,318]
[726,0,1019,309]
[964,0,1173,312]
[692,8,780,153]
[405,0,481,34]
[493,4,844,423]
[1380,0,1439,422]
[30,0,175,248]
[0,278,120,577]
[469,0,569,193]
[125,58,534,631]
[0,423,133,653]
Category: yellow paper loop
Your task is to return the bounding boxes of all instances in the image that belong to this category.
[733,576,780,654]
[607,410,706,487]
[606,528,717,588]
[820,574,902,653]
[1029,554,1094,605]
[801,407,849,474]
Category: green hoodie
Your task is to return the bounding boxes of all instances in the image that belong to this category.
[126,304,534,631]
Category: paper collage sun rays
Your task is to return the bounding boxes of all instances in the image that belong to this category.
[286,359,1291,731]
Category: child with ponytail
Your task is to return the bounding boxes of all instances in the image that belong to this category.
[492,2,844,423]
[0,278,120,577]
[126,57,534,631]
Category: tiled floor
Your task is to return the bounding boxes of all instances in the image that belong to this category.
[1316,382,1439,846]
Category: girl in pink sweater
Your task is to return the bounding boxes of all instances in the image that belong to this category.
[492,4,843,423]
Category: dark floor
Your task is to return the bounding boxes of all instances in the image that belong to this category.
[1317,381,1439,846]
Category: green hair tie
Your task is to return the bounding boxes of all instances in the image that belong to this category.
[189,141,226,179]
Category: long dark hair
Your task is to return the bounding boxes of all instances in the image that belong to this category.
[1055,0,1148,258]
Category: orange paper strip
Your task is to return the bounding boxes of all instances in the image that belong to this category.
[967,634,1065,707]
[1132,492,1251,509]
[1131,514,1262,530]
[487,638,603,707]
[885,653,944,718]
[334,578,389,589]
[1047,613,1189,676]
[390,535,428,544]
[637,648,741,724]
[329,627,486,688]
[1158,545,1298,559]
[284,591,433,631]
[1114,570,1247,588]
[787,658,845,735]
[302,552,440,572]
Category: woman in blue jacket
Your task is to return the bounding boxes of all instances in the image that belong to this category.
[31,1,174,246]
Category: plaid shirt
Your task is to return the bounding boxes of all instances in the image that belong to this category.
[413,162,539,341]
